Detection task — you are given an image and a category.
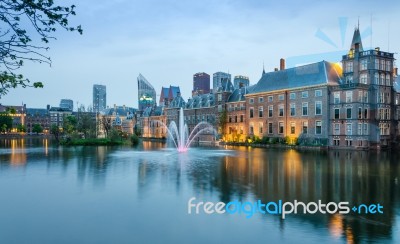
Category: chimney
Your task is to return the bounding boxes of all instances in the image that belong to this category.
[274,68,278,72]
[394,67,398,77]
[280,58,285,70]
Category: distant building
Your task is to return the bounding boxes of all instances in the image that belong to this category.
[213,72,231,91]
[137,74,156,111]
[93,84,107,113]
[159,86,181,106]
[59,99,73,111]
[0,104,26,132]
[99,105,136,136]
[233,75,250,89]
[26,107,50,134]
[49,107,72,128]
[193,72,210,96]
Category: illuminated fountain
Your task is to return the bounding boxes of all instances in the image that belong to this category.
[156,108,216,152]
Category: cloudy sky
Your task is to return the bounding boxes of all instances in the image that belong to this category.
[1,0,400,109]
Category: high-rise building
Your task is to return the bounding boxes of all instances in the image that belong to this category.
[193,72,210,96]
[233,75,250,89]
[213,72,231,91]
[137,74,156,111]
[59,99,73,111]
[93,84,107,113]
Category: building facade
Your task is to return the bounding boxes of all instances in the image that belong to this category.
[26,108,50,134]
[137,74,156,111]
[193,72,210,96]
[213,72,231,91]
[59,99,73,111]
[233,75,250,89]
[93,84,107,113]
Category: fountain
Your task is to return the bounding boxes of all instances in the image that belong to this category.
[154,108,216,152]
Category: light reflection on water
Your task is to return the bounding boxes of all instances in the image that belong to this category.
[0,138,399,244]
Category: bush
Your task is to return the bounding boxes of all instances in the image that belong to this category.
[130,134,139,146]
[109,128,121,142]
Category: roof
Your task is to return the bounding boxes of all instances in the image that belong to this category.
[248,61,341,95]
[186,93,215,109]
[143,106,164,117]
[49,107,72,112]
[169,95,186,108]
[227,87,249,103]
[101,106,136,116]
[0,104,25,113]
[26,108,48,116]
[350,27,363,51]
[169,86,180,98]
[216,79,234,93]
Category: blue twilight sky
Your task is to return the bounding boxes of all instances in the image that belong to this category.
[1,0,400,109]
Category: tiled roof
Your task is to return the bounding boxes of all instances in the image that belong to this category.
[248,61,341,95]
[227,87,248,103]
[186,93,214,109]
[216,79,234,93]
[102,106,136,116]
[169,96,186,108]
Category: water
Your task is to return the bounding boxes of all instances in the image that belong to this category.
[0,138,399,244]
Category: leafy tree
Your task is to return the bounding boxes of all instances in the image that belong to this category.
[0,112,13,131]
[32,124,43,134]
[17,124,26,132]
[50,124,60,142]
[109,128,121,142]
[218,109,227,137]
[63,115,77,134]
[77,112,96,138]
[0,0,82,98]
[100,115,112,138]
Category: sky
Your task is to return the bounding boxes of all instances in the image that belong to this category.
[1,0,400,110]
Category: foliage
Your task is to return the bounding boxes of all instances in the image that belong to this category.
[0,0,82,98]
[218,109,227,136]
[50,124,61,142]
[109,128,121,142]
[76,112,96,138]
[134,124,142,137]
[17,124,26,132]
[130,133,139,146]
[100,115,112,138]
[63,115,77,134]
[32,124,43,133]
[60,138,123,146]
[0,112,13,132]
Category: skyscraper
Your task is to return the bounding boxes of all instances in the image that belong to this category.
[93,84,106,113]
[213,72,231,91]
[137,74,156,111]
[59,99,73,111]
[193,72,210,95]
[233,75,250,89]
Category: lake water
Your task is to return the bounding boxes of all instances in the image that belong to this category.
[0,138,399,244]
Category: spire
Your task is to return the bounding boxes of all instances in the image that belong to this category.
[350,23,363,51]
[262,62,266,75]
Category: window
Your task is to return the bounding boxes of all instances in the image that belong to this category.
[290,103,296,116]
[386,60,391,71]
[249,98,254,104]
[278,122,284,134]
[278,104,284,117]
[346,108,352,119]
[240,126,243,134]
[360,59,368,70]
[229,116,232,123]
[258,106,263,118]
[240,115,244,122]
[386,74,390,86]
[334,124,340,135]
[268,105,273,117]
[268,96,273,102]
[374,73,379,84]
[315,121,322,134]
[346,62,353,72]
[259,122,263,134]
[380,74,385,85]
[334,92,340,104]
[218,105,222,112]
[346,123,352,135]
[363,123,368,135]
[358,123,362,135]
[379,123,390,135]
[259,97,264,103]
[290,93,296,99]
[360,73,367,84]
[315,101,322,115]
[268,123,273,134]
[302,121,308,134]
[249,107,254,118]
[302,91,308,98]
[278,94,284,101]
[334,108,340,119]
[315,90,322,97]
[375,59,379,69]
[290,122,295,134]
[346,91,352,103]
[218,94,222,102]
[249,123,254,134]
[346,76,353,84]
[302,102,308,116]
[364,108,368,119]
[363,91,368,103]
[380,59,385,70]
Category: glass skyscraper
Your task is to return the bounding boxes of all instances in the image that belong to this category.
[93,84,106,113]
[137,74,156,111]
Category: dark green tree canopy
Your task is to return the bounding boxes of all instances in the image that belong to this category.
[0,0,82,97]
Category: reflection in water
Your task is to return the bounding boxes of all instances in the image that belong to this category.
[0,139,399,243]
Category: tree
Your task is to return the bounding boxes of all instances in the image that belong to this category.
[77,112,96,138]
[32,124,43,134]
[63,115,77,134]
[0,0,82,98]
[0,112,13,132]
[17,124,26,132]
[218,109,227,138]
[50,124,60,142]
[99,115,112,138]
